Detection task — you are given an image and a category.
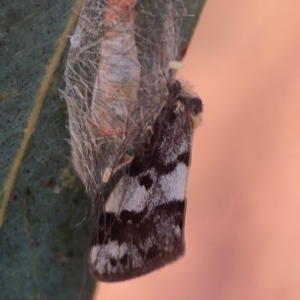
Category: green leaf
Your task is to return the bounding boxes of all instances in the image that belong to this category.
[0,0,205,299]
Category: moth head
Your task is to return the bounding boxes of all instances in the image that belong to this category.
[177,78,203,129]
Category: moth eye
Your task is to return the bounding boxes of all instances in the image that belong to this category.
[189,97,203,116]
[189,97,203,129]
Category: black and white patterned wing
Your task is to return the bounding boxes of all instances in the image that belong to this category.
[89,80,203,282]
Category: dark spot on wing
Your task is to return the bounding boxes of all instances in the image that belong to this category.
[139,173,153,190]
[110,257,117,267]
[120,254,128,265]
[156,160,177,176]
[146,245,159,260]
[178,151,190,166]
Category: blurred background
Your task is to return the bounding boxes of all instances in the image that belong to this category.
[96,0,300,299]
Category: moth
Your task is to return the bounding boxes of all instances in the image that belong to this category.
[89,79,202,282]
[64,0,202,284]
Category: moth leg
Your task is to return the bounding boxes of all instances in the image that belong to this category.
[102,154,133,183]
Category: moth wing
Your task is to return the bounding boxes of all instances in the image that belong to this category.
[90,165,189,282]
[89,80,202,282]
